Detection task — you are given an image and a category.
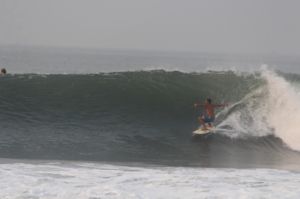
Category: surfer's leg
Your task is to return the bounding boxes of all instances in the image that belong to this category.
[198,116,208,130]
[206,117,215,128]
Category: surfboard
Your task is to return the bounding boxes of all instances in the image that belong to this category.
[193,126,215,136]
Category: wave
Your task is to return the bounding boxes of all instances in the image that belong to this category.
[0,70,300,168]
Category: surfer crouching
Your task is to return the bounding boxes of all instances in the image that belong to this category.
[194,98,227,130]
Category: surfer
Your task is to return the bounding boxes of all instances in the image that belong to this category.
[194,98,227,130]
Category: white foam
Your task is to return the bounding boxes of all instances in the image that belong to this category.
[217,68,300,151]
[262,70,300,150]
[0,161,299,199]
[217,86,272,138]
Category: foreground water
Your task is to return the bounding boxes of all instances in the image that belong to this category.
[1,160,300,199]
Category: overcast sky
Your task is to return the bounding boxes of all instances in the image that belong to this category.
[0,0,299,55]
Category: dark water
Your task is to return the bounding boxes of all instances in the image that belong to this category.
[0,71,300,169]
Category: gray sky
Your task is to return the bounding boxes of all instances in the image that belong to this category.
[1,0,300,55]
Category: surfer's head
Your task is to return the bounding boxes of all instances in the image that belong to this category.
[1,68,6,75]
[206,98,212,104]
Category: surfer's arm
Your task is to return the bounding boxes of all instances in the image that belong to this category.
[194,103,204,108]
[213,103,228,108]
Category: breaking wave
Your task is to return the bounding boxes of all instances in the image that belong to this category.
[0,69,300,168]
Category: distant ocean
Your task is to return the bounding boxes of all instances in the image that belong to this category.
[1,45,300,198]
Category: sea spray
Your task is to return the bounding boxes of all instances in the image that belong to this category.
[218,69,300,151]
[262,70,300,151]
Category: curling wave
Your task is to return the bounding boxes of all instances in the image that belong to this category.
[0,70,299,169]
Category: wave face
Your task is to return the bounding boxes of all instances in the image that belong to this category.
[0,70,300,169]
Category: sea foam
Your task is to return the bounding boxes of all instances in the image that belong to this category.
[0,161,299,199]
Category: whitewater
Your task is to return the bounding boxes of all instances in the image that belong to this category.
[1,161,300,199]
[1,46,300,198]
[218,69,300,151]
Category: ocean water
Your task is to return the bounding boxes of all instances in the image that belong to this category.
[1,45,300,198]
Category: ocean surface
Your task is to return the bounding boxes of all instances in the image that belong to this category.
[1,45,300,198]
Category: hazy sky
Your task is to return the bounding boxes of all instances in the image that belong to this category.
[1,0,300,55]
